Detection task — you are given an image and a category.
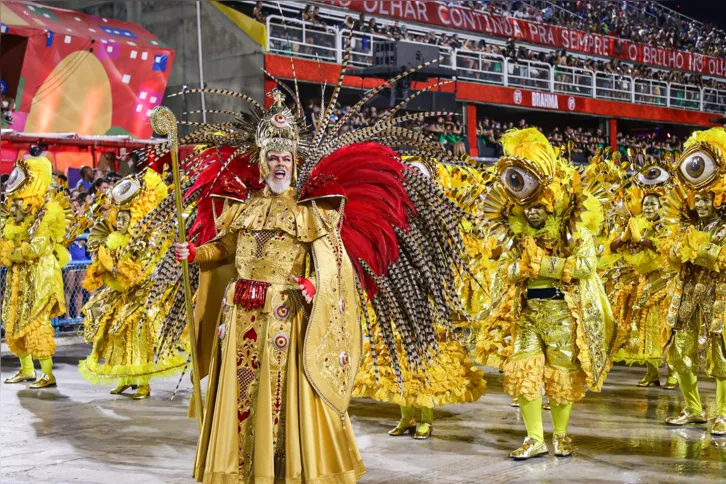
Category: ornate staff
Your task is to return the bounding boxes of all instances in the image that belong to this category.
[150,106,203,430]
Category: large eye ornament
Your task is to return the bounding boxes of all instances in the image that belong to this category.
[501,166,540,203]
[636,165,670,186]
[678,151,718,188]
[6,166,27,193]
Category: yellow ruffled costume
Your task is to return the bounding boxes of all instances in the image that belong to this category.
[78,170,186,388]
[1,156,68,386]
[472,128,621,455]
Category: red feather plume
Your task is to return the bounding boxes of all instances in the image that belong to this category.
[186,147,263,245]
[300,142,415,296]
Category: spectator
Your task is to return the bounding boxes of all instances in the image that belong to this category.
[76,166,94,192]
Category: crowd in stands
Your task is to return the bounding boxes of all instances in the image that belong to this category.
[476,115,683,163]
[453,1,726,60]
[255,1,726,106]
[301,98,683,163]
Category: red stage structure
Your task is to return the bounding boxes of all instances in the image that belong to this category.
[0,1,174,139]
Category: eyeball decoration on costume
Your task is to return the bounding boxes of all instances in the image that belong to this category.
[676,143,721,189]
[339,351,349,367]
[273,333,289,351]
[271,112,289,128]
[500,166,541,204]
[338,299,345,314]
[111,178,142,205]
[274,304,290,320]
[408,161,431,178]
[5,165,27,194]
[636,164,671,187]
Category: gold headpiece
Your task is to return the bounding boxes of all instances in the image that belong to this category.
[6,157,53,211]
[495,128,569,213]
[675,127,726,207]
[109,169,168,228]
[256,89,300,179]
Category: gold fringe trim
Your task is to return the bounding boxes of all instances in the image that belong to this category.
[78,352,187,387]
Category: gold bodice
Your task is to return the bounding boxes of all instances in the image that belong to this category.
[235,229,308,284]
[194,188,336,284]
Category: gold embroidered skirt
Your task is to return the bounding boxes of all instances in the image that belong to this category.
[78,288,186,386]
[198,283,364,484]
[613,276,672,366]
[503,298,587,405]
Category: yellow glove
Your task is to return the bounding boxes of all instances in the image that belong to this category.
[98,245,115,274]
[8,248,24,263]
[620,222,632,242]
[628,217,643,243]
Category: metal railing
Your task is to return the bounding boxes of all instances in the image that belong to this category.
[507,59,552,92]
[265,16,726,115]
[455,51,505,85]
[634,79,668,106]
[553,65,594,97]
[668,83,702,111]
[340,29,454,69]
[595,72,633,102]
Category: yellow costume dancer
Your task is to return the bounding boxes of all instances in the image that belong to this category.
[78,170,186,399]
[1,156,68,388]
[663,127,726,435]
[474,128,620,459]
[354,158,487,440]
[144,82,469,483]
[608,158,678,387]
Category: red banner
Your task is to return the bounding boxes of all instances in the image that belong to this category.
[321,1,726,77]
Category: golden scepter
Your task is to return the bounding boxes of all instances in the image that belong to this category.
[150,106,203,431]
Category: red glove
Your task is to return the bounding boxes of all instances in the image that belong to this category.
[291,275,315,303]
[175,242,197,262]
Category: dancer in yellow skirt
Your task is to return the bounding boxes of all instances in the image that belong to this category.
[474,128,621,459]
[1,156,68,388]
[354,158,487,440]
[78,170,186,399]
[607,157,678,388]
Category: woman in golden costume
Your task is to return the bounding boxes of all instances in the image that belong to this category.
[353,158,487,440]
[474,128,620,459]
[1,156,68,388]
[78,170,186,399]
[661,127,726,435]
[607,158,679,388]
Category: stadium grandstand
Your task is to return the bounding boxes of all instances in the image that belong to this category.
[229,0,726,162]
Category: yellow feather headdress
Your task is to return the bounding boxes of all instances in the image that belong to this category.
[675,127,726,208]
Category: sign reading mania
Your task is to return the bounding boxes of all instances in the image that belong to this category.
[321,0,726,77]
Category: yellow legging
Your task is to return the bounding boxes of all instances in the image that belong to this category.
[678,372,726,416]
[18,353,53,377]
[400,405,433,424]
[518,396,573,442]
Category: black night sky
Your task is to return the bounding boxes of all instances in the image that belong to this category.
[658,1,726,30]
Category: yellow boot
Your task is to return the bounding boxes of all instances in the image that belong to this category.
[132,384,151,400]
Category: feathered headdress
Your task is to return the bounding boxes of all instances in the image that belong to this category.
[674,127,726,208]
[109,169,169,229]
[5,156,53,211]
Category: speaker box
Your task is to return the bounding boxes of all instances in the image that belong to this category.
[368,89,456,113]
[373,41,440,69]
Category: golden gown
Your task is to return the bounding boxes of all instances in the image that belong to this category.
[78,232,186,386]
[610,216,675,366]
[0,200,67,360]
[192,188,364,484]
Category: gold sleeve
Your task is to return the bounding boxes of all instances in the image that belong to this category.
[193,232,237,264]
[538,232,596,282]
